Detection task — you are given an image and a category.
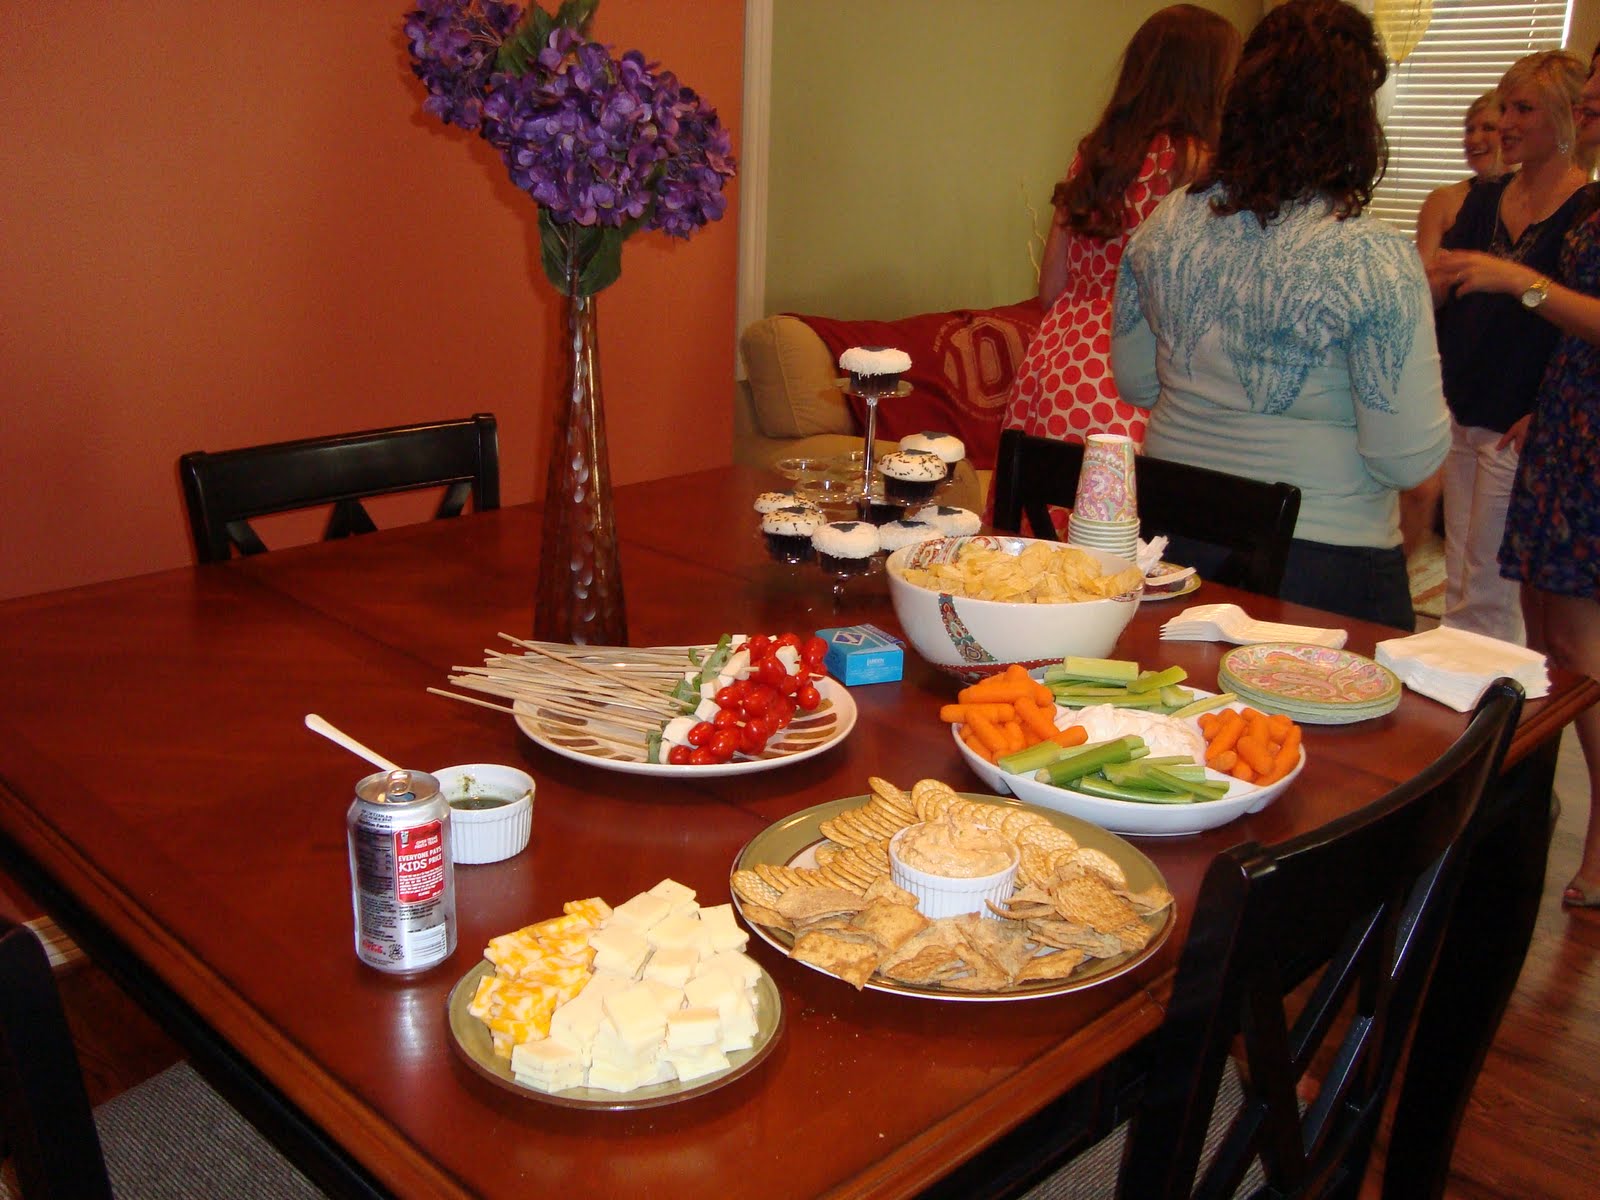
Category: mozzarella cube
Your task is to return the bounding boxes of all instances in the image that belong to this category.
[602,985,667,1054]
[588,1059,672,1093]
[609,891,673,933]
[666,1044,730,1083]
[666,1006,721,1051]
[639,977,686,1016]
[697,949,762,989]
[642,946,699,989]
[647,911,712,956]
[648,878,698,915]
[511,1037,585,1094]
[589,924,651,979]
[697,904,749,953]
[684,971,742,1021]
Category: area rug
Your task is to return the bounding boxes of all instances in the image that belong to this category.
[1408,533,1446,620]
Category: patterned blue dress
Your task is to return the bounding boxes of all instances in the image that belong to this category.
[1499,205,1600,601]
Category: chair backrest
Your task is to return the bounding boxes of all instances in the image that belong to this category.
[179,413,500,563]
[1118,679,1524,1200]
[0,919,114,1199]
[990,428,1302,596]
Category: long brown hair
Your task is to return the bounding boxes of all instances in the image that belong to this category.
[1053,5,1240,240]
[1204,0,1388,224]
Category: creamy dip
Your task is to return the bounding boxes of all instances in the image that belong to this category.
[1070,704,1205,760]
[895,816,1016,879]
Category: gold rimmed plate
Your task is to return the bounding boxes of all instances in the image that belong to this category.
[730,793,1173,1002]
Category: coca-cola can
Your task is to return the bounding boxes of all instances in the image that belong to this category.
[348,768,456,973]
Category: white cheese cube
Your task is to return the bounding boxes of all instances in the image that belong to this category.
[591,1020,660,1074]
[609,891,673,933]
[698,903,749,953]
[642,946,699,989]
[721,648,751,680]
[602,985,667,1054]
[639,977,686,1016]
[587,1059,671,1093]
[647,911,712,956]
[588,925,651,979]
[697,949,762,989]
[666,1006,722,1051]
[666,1043,730,1083]
[775,644,801,672]
[661,716,697,748]
[648,877,699,915]
[511,1037,586,1094]
[548,973,627,1061]
[684,971,742,1021]
[719,990,760,1053]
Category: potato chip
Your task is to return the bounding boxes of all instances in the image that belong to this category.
[898,541,1143,604]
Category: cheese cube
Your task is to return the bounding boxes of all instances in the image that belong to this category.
[719,996,759,1053]
[563,896,613,926]
[587,1059,672,1093]
[511,1037,585,1094]
[591,1020,662,1073]
[548,973,627,1061]
[697,949,762,989]
[639,978,686,1016]
[666,1044,730,1083]
[648,878,698,915]
[647,912,712,956]
[698,903,749,953]
[589,924,651,978]
[642,946,699,989]
[666,1006,721,1051]
[603,985,668,1053]
[684,971,742,1021]
[528,914,588,942]
[609,891,673,933]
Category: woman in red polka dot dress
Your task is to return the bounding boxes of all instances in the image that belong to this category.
[990,5,1240,536]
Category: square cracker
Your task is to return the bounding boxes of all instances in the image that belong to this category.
[791,930,881,990]
[849,900,930,953]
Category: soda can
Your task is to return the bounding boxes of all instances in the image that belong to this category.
[347,768,457,973]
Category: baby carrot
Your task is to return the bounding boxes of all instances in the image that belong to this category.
[957,678,1035,705]
[1208,748,1238,773]
[966,711,1010,759]
[1235,733,1275,777]
[1230,760,1257,783]
[1013,695,1061,744]
[938,702,1015,724]
[1005,719,1027,753]
[961,728,995,763]
[1050,725,1089,749]
[1256,725,1303,786]
[1197,712,1220,738]
[1266,713,1295,741]
[1207,711,1246,757]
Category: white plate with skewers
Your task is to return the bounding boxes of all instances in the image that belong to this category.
[433,638,858,778]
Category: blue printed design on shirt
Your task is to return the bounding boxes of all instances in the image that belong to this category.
[1124,191,1422,415]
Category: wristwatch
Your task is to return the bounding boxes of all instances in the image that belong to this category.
[1521,275,1552,309]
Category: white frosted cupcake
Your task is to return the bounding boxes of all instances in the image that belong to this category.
[876,518,941,553]
[755,489,813,514]
[812,520,880,574]
[761,505,823,561]
[877,449,947,502]
[912,505,981,537]
[899,431,965,465]
[839,346,911,398]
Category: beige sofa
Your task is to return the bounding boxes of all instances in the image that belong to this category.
[734,303,1044,512]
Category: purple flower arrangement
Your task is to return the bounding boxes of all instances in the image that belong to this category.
[403,0,735,295]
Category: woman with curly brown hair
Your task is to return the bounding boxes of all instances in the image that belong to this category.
[992,5,1239,532]
[1111,0,1449,628]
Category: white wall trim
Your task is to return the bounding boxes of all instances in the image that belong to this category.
[735,0,773,377]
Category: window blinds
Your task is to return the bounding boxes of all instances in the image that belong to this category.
[1370,0,1574,238]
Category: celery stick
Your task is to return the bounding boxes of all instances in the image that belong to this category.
[1127,665,1188,694]
[1071,775,1197,804]
[1035,736,1146,785]
[995,738,1073,776]
[1101,760,1193,793]
[1050,684,1136,698]
[1145,765,1230,801]
[1169,692,1239,720]
[1158,685,1195,710]
[1054,691,1170,710]
[1057,656,1140,683]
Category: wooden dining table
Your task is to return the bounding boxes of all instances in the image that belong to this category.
[0,465,1594,1200]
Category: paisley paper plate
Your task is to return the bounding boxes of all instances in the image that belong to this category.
[1219,643,1401,724]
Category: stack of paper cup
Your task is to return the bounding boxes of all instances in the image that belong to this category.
[1067,434,1140,561]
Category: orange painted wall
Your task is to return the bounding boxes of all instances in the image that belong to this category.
[0,1,743,601]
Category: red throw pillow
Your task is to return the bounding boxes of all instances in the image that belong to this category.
[790,301,1042,470]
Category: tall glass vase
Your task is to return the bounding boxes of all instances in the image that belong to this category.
[533,281,627,645]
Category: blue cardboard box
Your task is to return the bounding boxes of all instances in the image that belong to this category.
[818,624,904,685]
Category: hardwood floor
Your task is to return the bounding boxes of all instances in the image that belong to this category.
[4,732,1597,1196]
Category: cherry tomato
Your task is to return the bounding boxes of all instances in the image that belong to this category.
[772,697,795,728]
[741,684,775,714]
[709,728,739,761]
[757,656,788,687]
[796,681,821,711]
[776,632,802,648]
[686,721,715,747]
[802,636,828,669]
[715,683,746,708]
[687,747,717,765]
[738,721,768,755]
[774,670,799,696]
[667,745,693,765]
[712,707,741,728]
[743,635,770,660]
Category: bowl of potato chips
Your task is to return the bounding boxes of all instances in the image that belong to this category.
[885,536,1142,682]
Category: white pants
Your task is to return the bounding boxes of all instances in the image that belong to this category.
[1441,421,1525,644]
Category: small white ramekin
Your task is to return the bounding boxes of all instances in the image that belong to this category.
[433,764,534,865]
[888,825,1019,920]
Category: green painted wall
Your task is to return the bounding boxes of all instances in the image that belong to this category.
[765,0,1262,319]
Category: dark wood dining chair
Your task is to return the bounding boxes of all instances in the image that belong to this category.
[0,919,327,1200]
[937,680,1524,1200]
[990,428,1302,596]
[178,413,500,563]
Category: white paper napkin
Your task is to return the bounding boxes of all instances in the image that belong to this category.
[1137,535,1169,576]
[1160,602,1349,649]
[1374,626,1549,711]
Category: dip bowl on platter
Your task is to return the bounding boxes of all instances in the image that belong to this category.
[885,535,1141,683]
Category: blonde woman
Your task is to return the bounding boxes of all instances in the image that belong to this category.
[1428,50,1589,644]
[1416,92,1505,266]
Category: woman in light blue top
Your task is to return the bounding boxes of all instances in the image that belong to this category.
[1111,0,1449,629]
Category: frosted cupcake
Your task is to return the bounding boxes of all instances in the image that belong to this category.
[876,518,941,554]
[755,489,814,514]
[812,520,880,575]
[839,346,911,399]
[761,506,822,562]
[912,505,982,537]
[899,432,965,466]
[877,450,947,502]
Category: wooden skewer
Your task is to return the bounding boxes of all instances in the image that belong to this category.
[445,679,664,733]
[427,688,647,753]
[494,634,680,705]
